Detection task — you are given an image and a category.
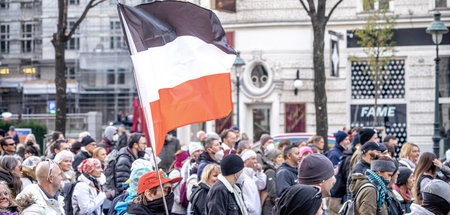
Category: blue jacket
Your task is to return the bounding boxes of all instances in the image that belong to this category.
[275,162,298,197]
[327,144,345,167]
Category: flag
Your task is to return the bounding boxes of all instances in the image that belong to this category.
[118,1,236,155]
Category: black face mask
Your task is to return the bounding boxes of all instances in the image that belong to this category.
[137,150,146,158]
[147,192,174,214]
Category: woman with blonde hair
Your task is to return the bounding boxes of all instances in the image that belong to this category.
[399,142,420,170]
[92,147,107,167]
[0,180,18,214]
[190,164,221,215]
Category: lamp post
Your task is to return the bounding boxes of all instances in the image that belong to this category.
[426,11,449,157]
[294,69,304,95]
[16,83,23,121]
[233,51,245,128]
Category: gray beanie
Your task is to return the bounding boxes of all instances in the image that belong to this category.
[264,148,281,161]
[298,154,334,185]
[423,179,450,204]
[371,160,397,172]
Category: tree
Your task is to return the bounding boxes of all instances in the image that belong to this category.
[299,0,343,151]
[353,0,396,126]
[51,0,106,135]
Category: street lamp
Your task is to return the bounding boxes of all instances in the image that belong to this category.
[233,51,245,128]
[294,69,303,95]
[16,83,23,120]
[426,11,449,157]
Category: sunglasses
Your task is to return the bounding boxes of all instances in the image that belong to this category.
[0,191,8,197]
[6,143,15,146]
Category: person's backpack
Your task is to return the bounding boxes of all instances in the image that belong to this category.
[338,183,377,215]
[103,149,124,198]
[62,181,79,215]
[331,154,351,198]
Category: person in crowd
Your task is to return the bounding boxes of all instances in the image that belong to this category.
[99,125,118,154]
[350,156,397,215]
[71,141,82,155]
[328,130,350,167]
[93,147,107,168]
[261,148,282,215]
[239,149,266,215]
[220,129,237,156]
[78,131,91,142]
[190,164,221,215]
[23,141,40,159]
[0,137,16,156]
[0,180,19,214]
[230,126,241,146]
[73,135,96,173]
[54,150,75,189]
[237,140,251,155]
[197,137,221,181]
[181,142,204,184]
[256,134,274,165]
[0,156,22,198]
[412,152,438,204]
[273,184,324,215]
[206,154,247,215]
[115,133,146,195]
[126,170,182,214]
[45,131,64,156]
[277,139,291,158]
[48,139,70,160]
[276,145,300,196]
[16,134,39,158]
[168,150,189,215]
[399,142,420,170]
[392,167,414,213]
[72,158,106,215]
[408,179,450,215]
[383,135,398,154]
[386,161,404,215]
[307,135,324,154]
[20,156,41,189]
[15,160,64,214]
[299,146,313,163]
[158,131,181,172]
[117,124,128,150]
[6,127,19,145]
[350,128,379,170]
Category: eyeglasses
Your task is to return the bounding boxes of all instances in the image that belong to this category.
[47,159,55,180]
[0,191,8,197]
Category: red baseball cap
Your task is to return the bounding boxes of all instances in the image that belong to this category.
[137,171,182,195]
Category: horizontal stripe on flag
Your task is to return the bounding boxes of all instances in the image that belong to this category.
[132,35,235,103]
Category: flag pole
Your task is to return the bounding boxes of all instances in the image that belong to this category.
[118,5,170,215]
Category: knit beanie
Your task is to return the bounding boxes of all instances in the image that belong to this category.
[333,131,348,145]
[423,179,450,204]
[220,154,244,176]
[359,128,376,145]
[240,149,257,162]
[128,167,151,197]
[298,154,334,185]
[81,135,96,146]
[371,160,397,173]
[351,133,360,148]
[396,167,412,186]
[264,148,281,161]
[260,134,273,147]
[189,142,204,155]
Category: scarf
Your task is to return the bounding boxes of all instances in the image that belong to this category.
[400,158,416,169]
[392,184,412,203]
[366,169,391,212]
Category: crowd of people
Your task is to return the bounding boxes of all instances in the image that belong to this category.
[0,125,449,215]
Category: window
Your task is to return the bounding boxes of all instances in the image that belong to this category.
[21,2,33,8]
[110,21,125,49]
[0,0,9,8]
[22,67,36,74]
[0,24,9,53]
[0,68,9,74]
[250,64,269,88]
[107,68,126,85]
[22,23,35,53]
[118,69,125,84]
[107,69,115,85]
[66,21,79,50]
[363,0,389,12]
[436,0,447,8]
[65,65,77,80]
[69,0,79,5]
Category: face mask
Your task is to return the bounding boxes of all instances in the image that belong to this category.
[112,134,119,142]
[265,143,275,152]
[214,150,224,161]
[235,172,245,185]
[137,150,146,158]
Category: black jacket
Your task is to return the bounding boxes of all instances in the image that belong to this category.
[331,149,354,198]
[190,182,210,215]
[72,150,91,174]
[115,147,138,193]
[126,202,158,215]
[276,162,298,197]
[207,180,242,215]
[126,193,174,215]
[197,151,219,181]
[117,133,128,150]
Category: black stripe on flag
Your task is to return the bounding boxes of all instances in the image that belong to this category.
[118,1,235,55]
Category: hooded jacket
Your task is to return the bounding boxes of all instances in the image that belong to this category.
[115,147,139,194]
[190,182,210,215]
[15,184,65,215]
[72,174,106,215]
[275,162,298,197]
[99,126,118,154]
[197,151,218,181]
[349,173,388,215]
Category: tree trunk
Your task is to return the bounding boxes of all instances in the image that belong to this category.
[373,58,379,127]
[312,22,329,151]
[55,41,67,135]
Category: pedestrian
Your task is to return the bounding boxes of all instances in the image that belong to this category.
[45,131,64,157]
[392,167,414,213]
[407,179,450,215]
[117,124,128,150]
[99,125,118,154]
[15,160,65,214]
[230,126,241,146]
[306,135,325,154]
[16,134,39,158]
[349,156,397,215]
[239,149,266,215]
[220,129,237,156]
[383,135,398,157]
[20,156,41,189]
[206,154,247,215]
[399,142,420,170]
[412,152,438,204]
[181,142,204,184]
[73,135,96,174]
[54,150,76,189]
[48,139,70,160]
[72,158,106,215]
[276,145,300,196]
[158,131,181,172]
[277,139,292,156]
[255,134,273,165]
[328,130,349,167]
[197,137,221,181]
[0,156,22,198]
[0,137,16,156]
[299,146,313,162]
[168,150,189,215]
[93,147,107,168]
[71,141,82,156]
[0,181,19,214]
[261,148,282,215]
[126,170,182,215]
[273,184,323,215]
[350,128,379,170]
[6,126,19,145]
[190,164,221,215]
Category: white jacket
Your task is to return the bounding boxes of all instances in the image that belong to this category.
[72,174,106,215]
[169,168,184,214]
[15,184,65,215]
[240,167,267,215]
[406,203,434,215]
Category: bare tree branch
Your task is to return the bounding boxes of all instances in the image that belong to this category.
[92,0,107,7]
[325,0,343,23]
[306,0,316,15]
[299,0,311,16]
[67,0,106,40]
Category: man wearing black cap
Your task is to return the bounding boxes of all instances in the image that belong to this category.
[73,135,96,173]
[207,154,247,215]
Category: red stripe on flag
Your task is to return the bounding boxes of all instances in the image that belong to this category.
[149,73,232,155]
